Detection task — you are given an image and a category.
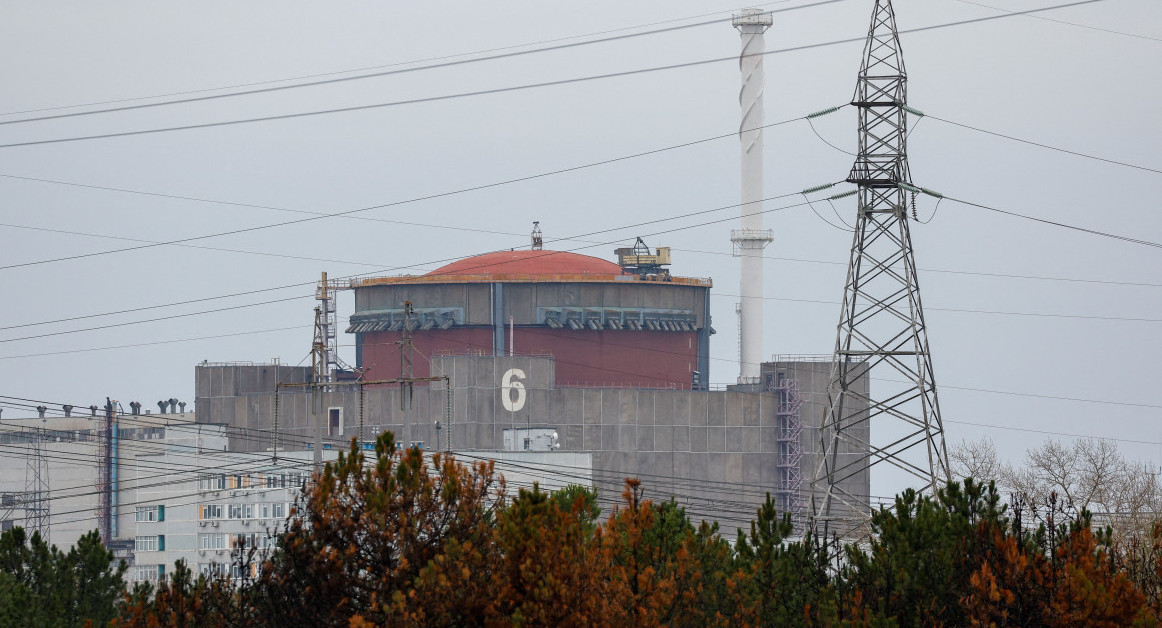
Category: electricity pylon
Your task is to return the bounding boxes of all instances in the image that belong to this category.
[25,420,50,543]
[810,0,950,537]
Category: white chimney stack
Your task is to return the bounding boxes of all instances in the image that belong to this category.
[732,8,774,383]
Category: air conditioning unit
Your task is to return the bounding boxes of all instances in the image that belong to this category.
[198,521,206,527]
[198,550,206,556]
[231,491,239,497]
[242,520,250,526]
[211,521,219,527]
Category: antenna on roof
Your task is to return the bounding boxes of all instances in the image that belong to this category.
[531,221,543,250]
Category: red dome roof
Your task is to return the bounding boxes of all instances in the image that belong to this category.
[427,250,620,277]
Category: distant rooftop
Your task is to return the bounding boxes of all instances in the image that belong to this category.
[427,250,620,277]
[349,249,712,288]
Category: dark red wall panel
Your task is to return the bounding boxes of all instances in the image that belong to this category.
[359,327,697,389]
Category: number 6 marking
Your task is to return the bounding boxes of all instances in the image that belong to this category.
[501,368,526,412]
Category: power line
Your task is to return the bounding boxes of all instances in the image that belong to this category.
[0,113,813,271]
[355,326,1162,415]
[927,114,1162,176]
[674,247,1162,289]
[946,418,1162,448]
[2,390,1157,526]
[0,1,848,127]
[709,291,1162,324]
[6,188,1161,357]
[950,0,1162,43]
[0,0,805,118]
[0,176,1156,336]
[938,192,1162,250]
[0,325,305,360]
[0,0,1107,151]
[0,172,526,237]
[0,186,824,344]
[0,296,304,344]
[0,222,386,268]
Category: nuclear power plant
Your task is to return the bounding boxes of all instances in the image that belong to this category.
[194,225,871,531]
[1,3,967,582]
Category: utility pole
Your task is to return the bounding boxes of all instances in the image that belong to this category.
[311,305,326,469]
[24,414,50,543]
[810,0,950,537]
[399,301,415,446]
[96,398,113,544]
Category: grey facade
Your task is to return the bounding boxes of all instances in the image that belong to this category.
[195,355,871,534]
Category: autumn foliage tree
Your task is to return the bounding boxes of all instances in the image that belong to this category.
[253,434,505,626]
[115,431,1162,627]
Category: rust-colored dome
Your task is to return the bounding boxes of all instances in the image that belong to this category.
[426,250,621,277]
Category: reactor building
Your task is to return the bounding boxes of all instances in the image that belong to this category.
[194,237,871,533]
[346,238,712,389]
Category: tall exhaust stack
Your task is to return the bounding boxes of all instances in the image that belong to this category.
[732,8,774,383]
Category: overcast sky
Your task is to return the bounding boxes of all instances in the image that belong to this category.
[1,0,1160,498]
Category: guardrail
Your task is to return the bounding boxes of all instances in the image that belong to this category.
[349,272,712,288]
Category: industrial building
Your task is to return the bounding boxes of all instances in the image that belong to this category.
[347,239,712,389]
[0,411,224,563]
[193,238,871,533]
[0,408,592,584]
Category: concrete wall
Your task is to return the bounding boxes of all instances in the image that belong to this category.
[354,281,708,327]
[192,356,870,535]
[767,359,871,526]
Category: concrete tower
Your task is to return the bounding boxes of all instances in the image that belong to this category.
[731,8,774,383]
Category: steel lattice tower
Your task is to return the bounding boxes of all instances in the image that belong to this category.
[809,0,950,535]
[25,422,50,543]
[97,398,114,544]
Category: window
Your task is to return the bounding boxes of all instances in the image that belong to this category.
[135,505,164,522]
[135,536,158,552]
[230,533,261,549]
[228,562,257,580]
[259,503,270,519]
[134,565,163,582]
[328,407,342,436]
[199,563,224,577]
[271,503,286,519]
[265,474,284,489]
[201,504,223,520]
[242,503,254,519]
[199,533,226,550]
[199,474,226,491]
[228,504,243,520]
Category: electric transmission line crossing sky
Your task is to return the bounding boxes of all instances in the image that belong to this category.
[0,0,1160,497]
